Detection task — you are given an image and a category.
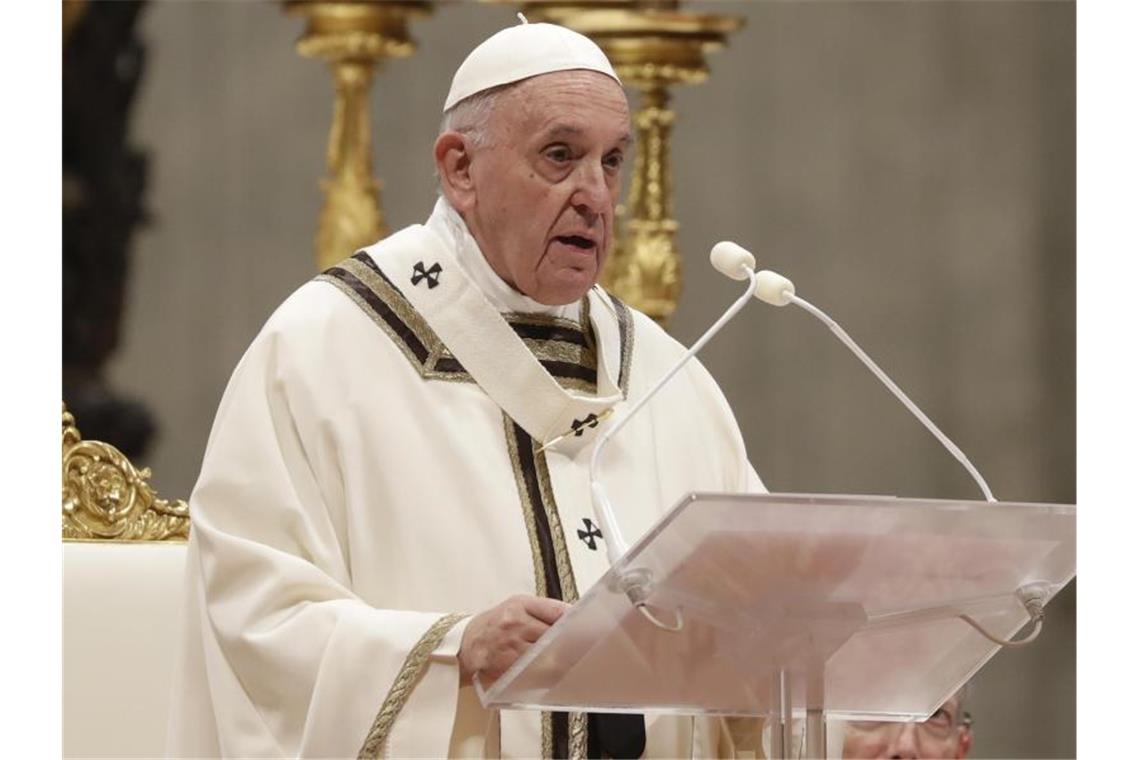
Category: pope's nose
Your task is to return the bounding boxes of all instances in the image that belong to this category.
[570,166,609,225]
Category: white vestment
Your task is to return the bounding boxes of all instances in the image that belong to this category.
[168,200,766,758]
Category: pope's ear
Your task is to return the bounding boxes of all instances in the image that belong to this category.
[435,132,476,212]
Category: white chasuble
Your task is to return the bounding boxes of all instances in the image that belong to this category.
[167,209,766,759]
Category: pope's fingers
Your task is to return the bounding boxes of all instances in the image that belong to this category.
[458,595,571,684]
[522,596,571,625]
[480,639,533,680]
[519,618,554,643]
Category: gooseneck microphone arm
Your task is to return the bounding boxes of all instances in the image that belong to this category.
[712,237,997,504]
[588,265,760,569]
[786,294,996,502]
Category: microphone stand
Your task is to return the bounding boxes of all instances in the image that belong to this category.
[589,267,759,630]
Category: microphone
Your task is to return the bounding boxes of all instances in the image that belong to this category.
[714,242,997,503]
[711,242,795,306]
[709,241,755,280]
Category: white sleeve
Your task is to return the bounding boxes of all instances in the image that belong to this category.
[745,461,769,494]
[170,307,469,759]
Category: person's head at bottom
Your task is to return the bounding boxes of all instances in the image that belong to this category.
[842,689,973,759]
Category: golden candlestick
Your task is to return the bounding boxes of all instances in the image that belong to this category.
[286,1,431,272]
[518,1,743,324]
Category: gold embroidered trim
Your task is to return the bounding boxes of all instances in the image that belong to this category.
[503,311,587,333]
[520,337,598,372]
[569,712,589,760]
[315,272,468,384]
[534,443,587,759]
[612,295,635,396]
[357,612,467,759]
[320,257,598,392]
[504,415,549,599]
[504,416,589,758]
[329,257,471,384]
[338,256,430,344]
[535,450,580,604]
[505,298,598,395]
[542,713,554,760]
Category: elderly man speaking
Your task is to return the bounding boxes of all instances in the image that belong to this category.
[168,21,765,759]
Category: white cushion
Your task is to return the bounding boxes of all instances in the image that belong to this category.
[63,541,186,758]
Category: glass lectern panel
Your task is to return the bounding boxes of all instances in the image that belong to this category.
[479,493,1075,721]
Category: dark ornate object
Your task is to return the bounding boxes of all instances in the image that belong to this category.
[62,0,154,460]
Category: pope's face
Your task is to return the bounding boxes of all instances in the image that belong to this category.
[461,70,631,305]
[841,698,972,759]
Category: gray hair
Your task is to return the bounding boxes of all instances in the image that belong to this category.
[438,83,516,149]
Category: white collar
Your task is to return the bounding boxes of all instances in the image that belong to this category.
[356,223,625,451]
[425,196,581,321]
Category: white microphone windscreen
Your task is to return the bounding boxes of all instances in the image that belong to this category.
[710,241,756,281]
[754,270,795,306]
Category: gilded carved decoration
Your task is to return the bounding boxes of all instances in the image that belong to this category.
[518,1,743,325]
[62,403,190,541]
[286,1,432,272]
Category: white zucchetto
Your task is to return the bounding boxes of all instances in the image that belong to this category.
[443,20,621,112]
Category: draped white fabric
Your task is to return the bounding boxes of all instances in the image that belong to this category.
[168,202,766,758]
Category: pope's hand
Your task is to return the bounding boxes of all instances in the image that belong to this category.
[457,594,570,685]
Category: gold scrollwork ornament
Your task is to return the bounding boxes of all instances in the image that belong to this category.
[62,403,190,541]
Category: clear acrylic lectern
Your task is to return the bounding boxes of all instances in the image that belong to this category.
[477,493,1076,759]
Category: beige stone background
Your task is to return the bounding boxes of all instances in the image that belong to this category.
[105,1,1075,757]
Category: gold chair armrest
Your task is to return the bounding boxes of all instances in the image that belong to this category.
[62,403,190,541]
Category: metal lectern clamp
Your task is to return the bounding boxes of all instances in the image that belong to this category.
[613,566,685,632]
[958,581,1051,649]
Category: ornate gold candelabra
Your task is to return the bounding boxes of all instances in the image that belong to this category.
[286,1,432,271]
[518,1,743,324]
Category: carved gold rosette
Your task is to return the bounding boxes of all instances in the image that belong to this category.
[286,1,432,272]
[518,1,743,325]
[62,403,190,541]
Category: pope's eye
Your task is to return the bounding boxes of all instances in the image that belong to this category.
[604,152,624,170]
[545,146,572,163]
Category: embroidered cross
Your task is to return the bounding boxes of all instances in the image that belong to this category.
[577,518,603,550]
[411,261,442,289]
[535,408,614,454]
[570,413,600,437]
